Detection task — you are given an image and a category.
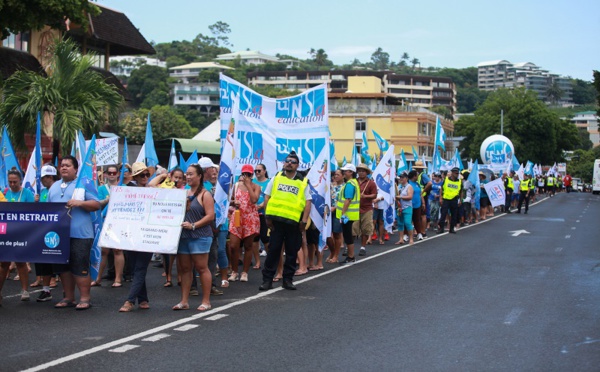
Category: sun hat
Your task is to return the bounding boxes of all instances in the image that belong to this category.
[132,162,148,177]
[356,163,372,173]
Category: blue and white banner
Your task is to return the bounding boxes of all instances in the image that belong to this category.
[306,147,331,251]
[0,202,70,263]
[372,146,396,233]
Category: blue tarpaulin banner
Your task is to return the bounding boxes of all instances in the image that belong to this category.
[0,202,70,263]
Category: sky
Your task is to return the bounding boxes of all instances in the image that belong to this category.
[98,0,599,81]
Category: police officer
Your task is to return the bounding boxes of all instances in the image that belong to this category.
[517,173,534,214]
[259,151,312,291]
[437,167,462,234]
[503,171,514,213]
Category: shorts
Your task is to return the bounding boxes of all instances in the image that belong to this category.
[352,210,374,237]
[372,208,384,221]
[480,197,490,208]
[178,237,213,255]
[512,194,520,202]
[35,263,54,276]
[342,220,355,245]
[306,227,320,246]
[53,238,94,277]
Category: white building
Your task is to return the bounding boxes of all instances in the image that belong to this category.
[571,111,599,148]
[109,56,166,77]
[477,60,572,105]
[214,50,280,65]
[170,62,233,115]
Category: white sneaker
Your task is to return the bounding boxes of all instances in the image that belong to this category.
[417,233,423,241]
[20,290,30,301]
[240,272,248,282]
[403,234,409,242]
[259,250,267,257]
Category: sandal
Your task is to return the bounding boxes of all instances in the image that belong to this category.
[294,270,308,276]
[228,272,239,281]
[119,301,135,312]
[90,281,101,287]
[172,303,189,311]
[30,281,42,288]
[273,276,282,282]
[55,299,76,308]
[197,303,212,312]
[139,301,150,310]
[221,280,229,288]
[163,281,173,287]
[252,264,261,270]
[76,301,92,311]
[111,282,122,288]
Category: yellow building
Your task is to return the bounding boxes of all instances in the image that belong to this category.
[329,76,454,163]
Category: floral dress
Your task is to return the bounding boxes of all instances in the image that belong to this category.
[229,185,260,239]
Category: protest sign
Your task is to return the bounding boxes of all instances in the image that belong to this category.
[0,203,70,263]
[98,186,186,253]
[86,137,119,166]
[483,178,506,208]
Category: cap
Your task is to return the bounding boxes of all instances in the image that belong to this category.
[356,163,372,173]
[41,165,57,177]
[198,157,217,169]
[241,164,254,174]
[132,162,148,177]
[287,151,299,162]
[340,164,356,173]
[433,172,442,177]
[398,171,409,178]
[451,167,459,173]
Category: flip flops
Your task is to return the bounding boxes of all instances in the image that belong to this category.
[55,299,76,308]
[75,301,92,311]
[172,303,189,310]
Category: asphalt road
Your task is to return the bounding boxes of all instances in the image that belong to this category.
[1,192,599,372]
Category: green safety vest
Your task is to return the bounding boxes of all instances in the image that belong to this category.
[265,172,307,224]
[336,178,360,221]
[507,177,514,191]
[547,177,554,186]
[520,178,531,191]
[442,178,461,200]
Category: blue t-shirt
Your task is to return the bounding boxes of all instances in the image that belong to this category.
[429,180,443,201]
[480,179,489,198]
[343,181,356,200]
[408,180,422,208]
[98,184,111,201]
[253,178,270,213]
[47,180,99,239]
[4,188,35,202]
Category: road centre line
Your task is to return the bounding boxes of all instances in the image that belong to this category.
[108,345,140,353]
[21,197,549,372]
[205,314,228,321]
[173,324,199,331]
[141,333,171,342]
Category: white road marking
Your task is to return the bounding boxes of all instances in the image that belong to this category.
[504,308,523,325]
[565,235,571,239]
[576,220,580,223]
[108,345,140,353]
[205,314,228,321]
[141,333,171,342]
[21,195,551,371]
[571,227,576,230]
[555,247,563,252]
[3,288,47,299]
[173,324,199,332]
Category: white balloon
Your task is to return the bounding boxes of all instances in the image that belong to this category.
[480,135,514,165]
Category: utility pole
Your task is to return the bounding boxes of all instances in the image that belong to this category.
[501,109,504,135]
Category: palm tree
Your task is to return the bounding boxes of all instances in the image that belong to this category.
[0,38,123,157]
[314,49,328,67]
[545,81,563,106]
[411,58,420,71]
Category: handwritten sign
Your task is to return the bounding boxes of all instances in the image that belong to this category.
[87,137,119,166]
[98,186,186,253]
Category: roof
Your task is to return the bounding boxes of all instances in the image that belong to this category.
[0,47,46,80]
[476,60,511,67]
[575,111,598,116]
[512,62,537,68]
[67,4,155,56]
[192,119,221,142]
[215,50,279,62]
[169,62,233,71]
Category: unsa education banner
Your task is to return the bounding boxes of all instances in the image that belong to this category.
[98,186,186,254]
[0,202,70,263]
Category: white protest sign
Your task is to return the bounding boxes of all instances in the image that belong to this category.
[86,137,119,166]
[483,178,506,208]
[98,186,186,253]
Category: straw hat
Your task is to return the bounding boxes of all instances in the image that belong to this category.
[356,163,372,174]
[132,162,148,177]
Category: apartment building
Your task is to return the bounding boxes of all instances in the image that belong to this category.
[477,60,573,104]
[329,76,454,162]
[109,56,166,77]
[170,62,233,114]
[571,111,599,147]
[247,70,457,114]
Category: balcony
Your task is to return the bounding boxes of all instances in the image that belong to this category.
[174,89,219,96]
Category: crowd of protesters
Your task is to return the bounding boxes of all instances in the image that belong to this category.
[0,153,568,311]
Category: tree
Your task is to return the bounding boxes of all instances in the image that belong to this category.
[371,47,390,70]
[208,21,232,47]
[594,70,600,122]
[313,48,329,67]
[0,0,100,39]
[115,106,195,144]
[430,105,453,120]
[410,58,420,71]
[455,88,580,164]
[0,38,123,156]
[545,81,563,105]
[127,65,169,107]
[571,78,597,105]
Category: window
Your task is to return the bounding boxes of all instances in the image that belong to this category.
[355,118,366,132]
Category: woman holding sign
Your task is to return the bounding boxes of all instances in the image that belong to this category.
[172,164,215,311]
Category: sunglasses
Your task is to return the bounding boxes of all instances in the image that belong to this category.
[242,172,252,177]
[107,171,118,176]
[285,159,299,164]
[254,169,262,173]
[138,172,151,178]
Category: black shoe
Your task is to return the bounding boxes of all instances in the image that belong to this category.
[282,279,297,290]
[258,280,273,291]
[449,229,456,234]
[358,248,366,256]
[36,291,52,302]
[210,286,223,296]
[341,256,356,264]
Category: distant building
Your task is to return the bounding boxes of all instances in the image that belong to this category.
[477,60,572,105]
[214,50,279,65]
[329,76,454,163]
[247,70,457,114]
[571,111,599,147]
[169,62,233,115]
[109,56,166,77]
